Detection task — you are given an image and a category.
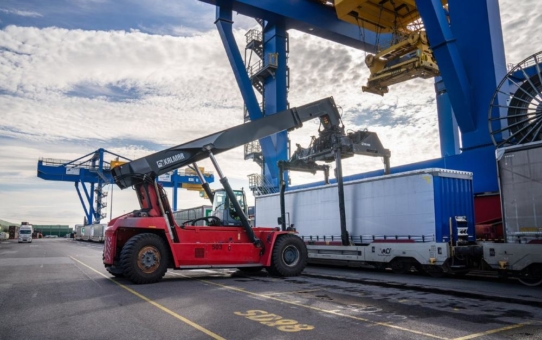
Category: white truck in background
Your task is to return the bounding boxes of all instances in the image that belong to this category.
[18,222,33,243]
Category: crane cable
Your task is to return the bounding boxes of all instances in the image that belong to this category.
[355,16,367,58]
[375,3,384,53]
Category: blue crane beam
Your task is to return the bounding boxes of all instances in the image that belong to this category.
[416,0,474,134]
[214,5,276,185]
[417,0,507,152]
[200,0,510,194]
[37,149,214,223]
[262,22,289,186]
[215,6,290,187]
[202,0,386,51]
[37,162,213,188]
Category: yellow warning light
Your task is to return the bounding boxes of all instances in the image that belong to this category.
[184,167,206,176]
[110,160,126,168]
[182,183,203,191]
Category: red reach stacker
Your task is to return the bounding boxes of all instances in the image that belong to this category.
[103,97,388,284]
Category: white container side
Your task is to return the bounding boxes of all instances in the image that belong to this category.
[255,168,473,241]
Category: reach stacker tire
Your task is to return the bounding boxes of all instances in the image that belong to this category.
[106,264,124,278]
[120,233,168,284]
[267,234,308,277]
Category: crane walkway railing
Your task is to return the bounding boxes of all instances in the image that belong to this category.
[40,158,112,170]
[507,56,539,71]
[248,173,278,196]
[246,53,278,78]
[302,234,437,245]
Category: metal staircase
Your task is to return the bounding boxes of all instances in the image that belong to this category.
[88,162,110,221]
[244,141,263,167]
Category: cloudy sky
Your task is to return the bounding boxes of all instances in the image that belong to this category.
[0,0,540,226]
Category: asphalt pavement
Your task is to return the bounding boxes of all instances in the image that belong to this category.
[1,238,541,340]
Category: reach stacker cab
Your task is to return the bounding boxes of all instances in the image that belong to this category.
[209,188,248,227]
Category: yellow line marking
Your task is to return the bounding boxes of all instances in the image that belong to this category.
[177,275,447,340]
[452,323,530,340]
[69,257,225,340]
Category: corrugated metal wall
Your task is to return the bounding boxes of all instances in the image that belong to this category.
[498,141,542,243]
[433,175,475,243]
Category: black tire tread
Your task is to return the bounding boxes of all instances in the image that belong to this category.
[106,265,124,278]
[267,234,307,277]
[120,233,168,284]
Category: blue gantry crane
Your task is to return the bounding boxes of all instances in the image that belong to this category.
[196,0,538,197]
[37,148,214,224]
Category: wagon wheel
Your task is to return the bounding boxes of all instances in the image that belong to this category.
[518,264,542,287]
[489,51,542,148]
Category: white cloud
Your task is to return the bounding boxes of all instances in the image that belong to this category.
[500,0,542,64]
[0,8,43,17]
[0,26,250,147]
[0,0,539,225]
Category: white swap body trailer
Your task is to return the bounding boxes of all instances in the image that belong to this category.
[75,224,84,240]
[255,168,476,269]
[481,141,542,277]
[18,223,33,243]
[90,224,105,242]
[82,225,92,241]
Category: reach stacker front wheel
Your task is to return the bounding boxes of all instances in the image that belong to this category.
[267,234,308,277]
[120,233,168,284]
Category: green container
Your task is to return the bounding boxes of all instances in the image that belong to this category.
[34,225,73,237]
